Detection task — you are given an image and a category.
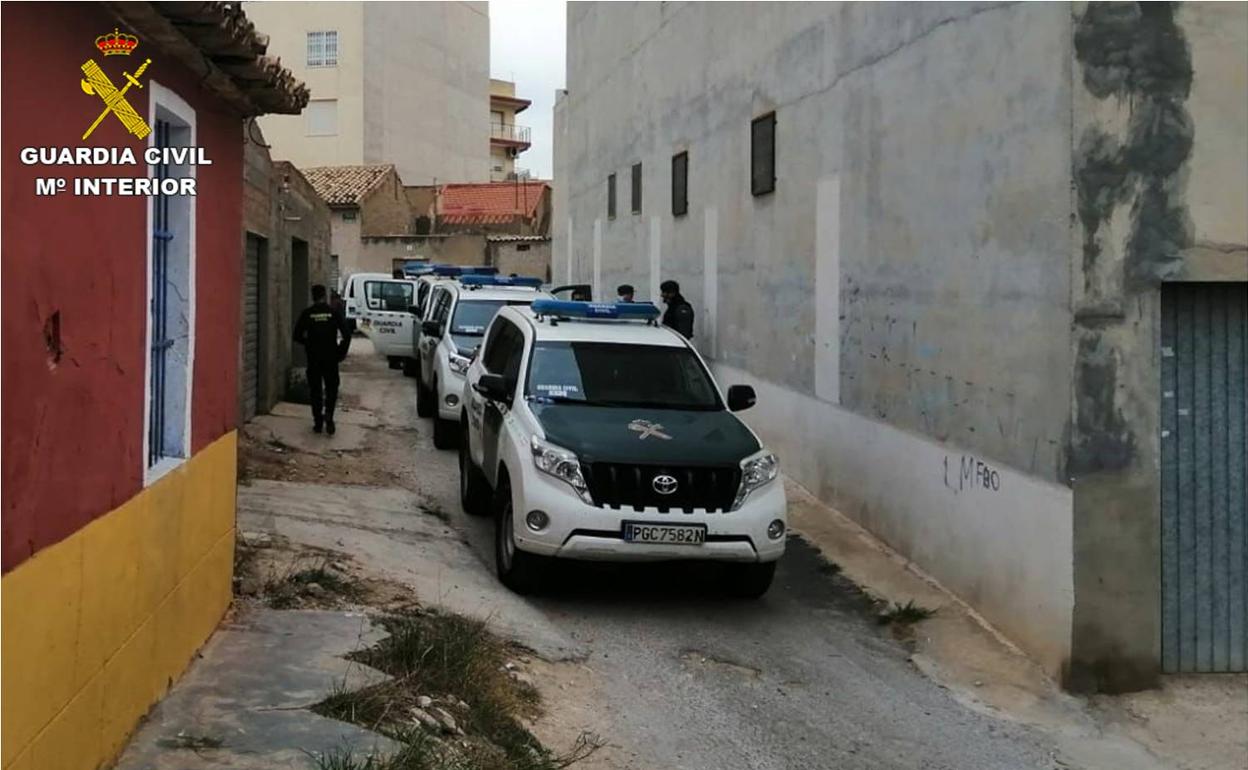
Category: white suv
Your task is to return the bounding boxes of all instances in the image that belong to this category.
[416,276,551,448]
[459,300,786,598]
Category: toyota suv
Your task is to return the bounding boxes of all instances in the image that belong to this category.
[458,299,786,597]
[416,275,551,447]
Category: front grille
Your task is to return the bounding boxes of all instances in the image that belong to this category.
[583,462,741,513]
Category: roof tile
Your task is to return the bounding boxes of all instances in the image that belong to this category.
[303,165,394,206]
[438,181,548,224]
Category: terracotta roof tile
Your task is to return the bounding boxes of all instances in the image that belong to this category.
[303,165,394,206]
[438,181,548,225]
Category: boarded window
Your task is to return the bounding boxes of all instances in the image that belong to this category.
[672,151,688,217]
[607,173,616,219]
[751,112,776,196]
[631,162,642,214]
[305,99,338,136]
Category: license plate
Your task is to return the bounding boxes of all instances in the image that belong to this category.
[621,521,706,545]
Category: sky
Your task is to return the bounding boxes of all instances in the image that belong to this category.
[489,0,567,180]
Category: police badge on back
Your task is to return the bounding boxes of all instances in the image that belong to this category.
[18,28,211,197]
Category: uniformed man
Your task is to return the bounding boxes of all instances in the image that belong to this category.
[293,284,351,435]
[617,284,635,303]
[659,279,694,339]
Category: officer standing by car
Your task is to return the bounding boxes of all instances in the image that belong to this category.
[659,279,694,339]
[293,284,352,435]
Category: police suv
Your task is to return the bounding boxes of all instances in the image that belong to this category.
[416,275,552,448]
[403,265,498,377]
[459,299,786,598]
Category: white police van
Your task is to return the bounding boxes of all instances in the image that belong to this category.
[459,299,786,597]
[417,275,551,448]
[340,272,419,368]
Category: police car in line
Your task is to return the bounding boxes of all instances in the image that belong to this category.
[458,299,786,598]
[416,275,552,448]
[401,265,498,377]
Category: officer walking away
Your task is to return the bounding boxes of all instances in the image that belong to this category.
[659,279,694,339]
[293,284,352,435]
[617,284,635,303]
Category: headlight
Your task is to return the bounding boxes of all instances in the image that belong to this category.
[449,353,471,375]
[732,450,778,510]
[530,436,593,504]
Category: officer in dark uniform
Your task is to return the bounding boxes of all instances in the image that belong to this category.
[617,284,635,303]
[659,279,694,339]
[293,284,351,435]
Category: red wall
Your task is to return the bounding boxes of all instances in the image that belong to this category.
[1,3,242,573]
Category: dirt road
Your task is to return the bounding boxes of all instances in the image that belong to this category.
[241,340,1088,770]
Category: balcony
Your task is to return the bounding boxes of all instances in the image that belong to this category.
[490,122,531,150]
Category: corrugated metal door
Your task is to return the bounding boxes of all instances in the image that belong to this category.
[1161,282,1247,673]
[241,234,261,421]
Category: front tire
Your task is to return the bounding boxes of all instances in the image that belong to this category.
[725,561,777,599]
[459,424,491,516]
[416,370,434,418]
[494,476,546,594]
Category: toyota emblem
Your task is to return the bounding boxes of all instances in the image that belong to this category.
[652,474,679,495]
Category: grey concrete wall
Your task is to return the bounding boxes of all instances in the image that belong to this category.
[556,1,1078,675]
[1066,1,1248,692]
[241,139,333,419]
[363,2,491,184]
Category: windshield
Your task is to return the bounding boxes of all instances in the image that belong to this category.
[450,299,529,336]
[526,342,722,411]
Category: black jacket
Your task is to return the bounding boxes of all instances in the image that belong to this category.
[662,295,695,339]
[293,302,351,365]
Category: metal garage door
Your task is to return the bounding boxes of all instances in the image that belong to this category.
[1161,282,1247,673]
[241,234,261,421]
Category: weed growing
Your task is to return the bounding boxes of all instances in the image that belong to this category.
[876,599,936,626]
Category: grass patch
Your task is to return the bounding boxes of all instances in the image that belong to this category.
[313,612,601,770]
[264,557,360,609]
[876,599,936,626]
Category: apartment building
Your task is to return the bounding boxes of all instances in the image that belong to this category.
[245,1,491,184]
[554,2,1247,692]
[489,78,533,181]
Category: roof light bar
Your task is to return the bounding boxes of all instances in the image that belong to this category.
[418,265,499,277]
[530,299,661,320]
[460,274,543,288]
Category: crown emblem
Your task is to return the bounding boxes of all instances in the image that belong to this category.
[95,28,139,56]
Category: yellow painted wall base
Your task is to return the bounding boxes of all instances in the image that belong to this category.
[2,431,238,770]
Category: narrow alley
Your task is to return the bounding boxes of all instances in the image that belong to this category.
[113,342,1243,770]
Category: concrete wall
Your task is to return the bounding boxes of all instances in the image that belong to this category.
[358,234,487,274]
[489,240,552,280]
[247,1,491,184]
[1066,1,1248,692]
[557,1,1078,676]
[360,171,415,237]
[242,139,333,415]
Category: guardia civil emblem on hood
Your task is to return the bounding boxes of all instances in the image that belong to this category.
[628,419,671,440]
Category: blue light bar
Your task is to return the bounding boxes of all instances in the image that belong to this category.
[460,274,544,288]
[425,265,499,277]
[530,299,661,320]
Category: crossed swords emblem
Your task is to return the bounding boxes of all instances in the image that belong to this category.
[628,419,672,441]
[80,57,153,140]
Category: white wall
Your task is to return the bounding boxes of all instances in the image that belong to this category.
[246,1,490,183]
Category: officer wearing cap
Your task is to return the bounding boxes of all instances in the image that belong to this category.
[659,279,694,339]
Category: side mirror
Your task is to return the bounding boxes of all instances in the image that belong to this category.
[727,384,756,412]
[421,320,443,337]
[475,373,511,403]
[408,305,421,315]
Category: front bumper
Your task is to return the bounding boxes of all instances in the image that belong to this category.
[512,469,787,563]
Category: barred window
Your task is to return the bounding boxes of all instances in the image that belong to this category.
[751,112,776,196]
[307,30,338,67]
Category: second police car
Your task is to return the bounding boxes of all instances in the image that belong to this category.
[415,274,552,448]
[458,299,787,598]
